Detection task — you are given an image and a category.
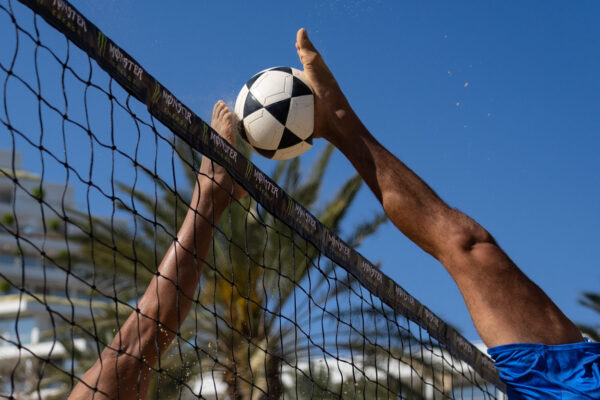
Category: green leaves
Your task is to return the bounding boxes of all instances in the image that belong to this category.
[578,292,600,342]
[2,213,14,225]
[50,137,389,399]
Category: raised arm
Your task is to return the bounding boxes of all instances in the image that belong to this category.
[295,28,582,347]
[69,101,244,399]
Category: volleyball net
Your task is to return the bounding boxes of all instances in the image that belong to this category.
[0,0,505,398]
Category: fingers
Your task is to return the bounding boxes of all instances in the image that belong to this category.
[296,28,317,52]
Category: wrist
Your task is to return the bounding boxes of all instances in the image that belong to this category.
[327,109,364,148]
[196,183,229,216]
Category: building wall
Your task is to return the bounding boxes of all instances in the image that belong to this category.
[0,149,102,397]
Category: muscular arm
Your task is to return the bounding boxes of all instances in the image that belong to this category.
[69,101,242,399]
[320,112,581,346]
[326,116,457,258]
[296,28,582,347]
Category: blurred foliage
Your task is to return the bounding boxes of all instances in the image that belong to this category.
[578,292,600,342]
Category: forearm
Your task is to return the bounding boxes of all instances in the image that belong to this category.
[70,182,228,399]
[136,181,227,342]
[327,111,461,258]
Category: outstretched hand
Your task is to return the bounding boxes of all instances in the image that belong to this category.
[295,28,352,142]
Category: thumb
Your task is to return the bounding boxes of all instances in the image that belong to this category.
[296,28,317,53]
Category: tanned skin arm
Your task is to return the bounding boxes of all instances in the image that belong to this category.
[69,101,245,399]
[295,28,582,347]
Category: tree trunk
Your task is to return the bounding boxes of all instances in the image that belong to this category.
[224,366,246,400]
[259,352,283,400]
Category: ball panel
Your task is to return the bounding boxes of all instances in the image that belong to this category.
[237,122,249,144]
[277,127,303,149]
[245,71,265,90]
[291,76,312,97]
[243,90,263,118]
[254,147,277,159]
[249,70,293,106]
[285,95,314,139]
[268,66,293,74]
[291,68,312,88]
[243,109,285,150]
[264,98,291,126]
[250,71,268,89]
[272,141,312,160]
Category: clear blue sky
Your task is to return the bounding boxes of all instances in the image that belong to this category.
[15,0,600,342]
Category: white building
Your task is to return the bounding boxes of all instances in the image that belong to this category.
[0,149,104,398]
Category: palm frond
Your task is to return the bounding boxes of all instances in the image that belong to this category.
[43,136,393,399]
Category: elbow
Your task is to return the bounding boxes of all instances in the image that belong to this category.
[453,224,496,252]
[437,213,498,263]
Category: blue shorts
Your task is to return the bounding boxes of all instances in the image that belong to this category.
[488,340,600,399]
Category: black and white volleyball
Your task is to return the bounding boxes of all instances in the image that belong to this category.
[234,67,314,160]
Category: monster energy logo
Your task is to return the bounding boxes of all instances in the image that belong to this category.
[108,43,143,81]
[151,82,161,104]
[97,33,108,56]
[51,0,87,32]
[360,259,383,284]
[423,308,441,330]
[160,90,192,124]
[252,169,279,199]
[454,335,474,357]
[209,131,238,163]
[285,199,293,216]
[325,229,351,260]
[292,202,317,233]
[201,124,209,143]
[395,285,416,308]
[244,162,253,180]
[387,279,396,298]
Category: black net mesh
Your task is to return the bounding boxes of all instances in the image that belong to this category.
[0,0,505,398]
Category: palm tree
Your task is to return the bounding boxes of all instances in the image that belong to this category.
[578,292,600,341]
[29,137,498,399]
[38,139,393,399]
